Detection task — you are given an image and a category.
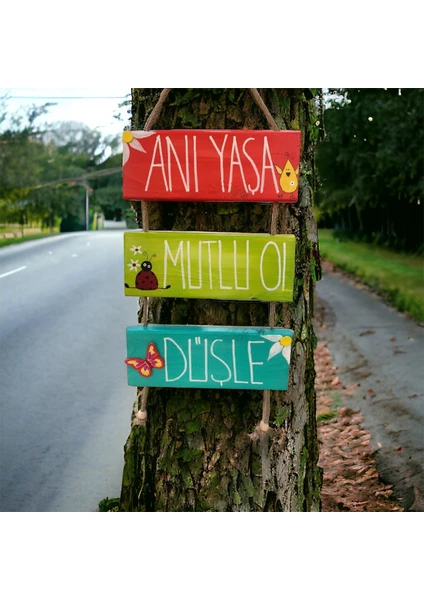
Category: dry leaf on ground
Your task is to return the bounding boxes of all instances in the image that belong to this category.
[315,338,403,512]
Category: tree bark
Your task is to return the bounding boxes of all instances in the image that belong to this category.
[119,88,322,511]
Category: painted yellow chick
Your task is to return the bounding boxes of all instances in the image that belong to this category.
[275,160,299,193]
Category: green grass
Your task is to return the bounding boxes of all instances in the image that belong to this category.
[318,229,424,324]
[317,411,339,424]
[0,233,59,248]
[98,497,120,512]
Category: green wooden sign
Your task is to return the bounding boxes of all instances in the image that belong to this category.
[126,324,293,390]
[124,231,295,302]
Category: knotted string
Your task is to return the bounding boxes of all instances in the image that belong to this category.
[249,89,289,433]
[135,89,173,424]
[259,202,279,433]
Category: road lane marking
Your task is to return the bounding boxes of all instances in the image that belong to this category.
[0,265,27,278]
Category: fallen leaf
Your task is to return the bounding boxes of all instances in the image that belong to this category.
[314,321,404,513]
[375,489,393,498]
[359,330,375,336]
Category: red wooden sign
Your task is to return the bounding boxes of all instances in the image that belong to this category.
[122,129,301,202]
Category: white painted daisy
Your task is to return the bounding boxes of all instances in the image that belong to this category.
[128,259,141,272]
[122,131,156,166]
[130,245,142,255]
[261,334,292,364]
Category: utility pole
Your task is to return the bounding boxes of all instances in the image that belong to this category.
[69,181,92,230]
[85,185,89,231]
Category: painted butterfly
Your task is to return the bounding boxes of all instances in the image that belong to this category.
[125,342,165,378]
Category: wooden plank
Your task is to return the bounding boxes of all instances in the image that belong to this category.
[122,129,301,202]
[126,325,293,390]
[124,231,295,302]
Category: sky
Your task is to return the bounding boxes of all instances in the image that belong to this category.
[0,87,131,137]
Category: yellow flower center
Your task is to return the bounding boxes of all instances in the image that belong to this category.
[279,336,292,347]
[122,131,133,143]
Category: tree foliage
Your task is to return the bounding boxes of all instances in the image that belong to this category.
[0,99,124,229]
[316,88,424,252]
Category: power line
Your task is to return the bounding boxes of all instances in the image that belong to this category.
[9,96,128,100]
[33,167,122,190]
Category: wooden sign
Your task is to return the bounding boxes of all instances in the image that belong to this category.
[122,129,301,202]
[126,324,293,390]
[124,231,295,302]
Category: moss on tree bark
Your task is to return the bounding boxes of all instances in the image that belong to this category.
[119,88,322,511]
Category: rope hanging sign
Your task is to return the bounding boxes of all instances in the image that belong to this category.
[124,89,299,430]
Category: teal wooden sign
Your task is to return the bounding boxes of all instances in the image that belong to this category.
[124,231,296,302]
[126,324,293,390]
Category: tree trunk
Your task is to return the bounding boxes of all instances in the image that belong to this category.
[119,88,322,511]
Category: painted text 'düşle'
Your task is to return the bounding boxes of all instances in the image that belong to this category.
[126,325,294,390]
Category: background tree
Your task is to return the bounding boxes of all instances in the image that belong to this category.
[316,88,424,252]
[0,102,53,229]
[0,100,122,231]
[91,152,129,222]
[119,88,323,512]
[40,121,121,230]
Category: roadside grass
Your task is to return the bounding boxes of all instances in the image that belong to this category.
[318,229,424,324]
[1,225,43,235]
[0,224,61,248]
[0,232,59,248]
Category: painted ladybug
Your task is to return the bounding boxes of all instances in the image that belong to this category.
[136,256,159,290]
[125,252,171,291]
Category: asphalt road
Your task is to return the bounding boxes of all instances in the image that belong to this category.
[2,231,423,512]
[317,270,424,511]
[0,231,138,512]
